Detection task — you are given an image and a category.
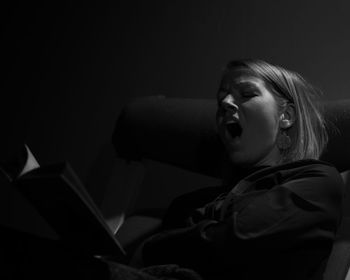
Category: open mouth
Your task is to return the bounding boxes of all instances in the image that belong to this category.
[226,122,242,139]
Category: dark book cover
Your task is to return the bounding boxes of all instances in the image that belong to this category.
[14,162,126,262]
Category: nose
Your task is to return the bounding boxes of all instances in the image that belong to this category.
[222,94,238,113]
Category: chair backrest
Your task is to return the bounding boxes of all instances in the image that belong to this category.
[323,217,350,280]
[113,96,350,176]
[323,171,350,280]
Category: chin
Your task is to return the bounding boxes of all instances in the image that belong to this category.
[228,151,254,167]
[227,149,273,168]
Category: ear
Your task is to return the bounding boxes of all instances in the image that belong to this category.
[279,103,295,129]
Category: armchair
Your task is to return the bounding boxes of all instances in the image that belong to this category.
[112,96,350,279]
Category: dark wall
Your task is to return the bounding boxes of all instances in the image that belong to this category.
[120,0,350,100]
[3,2,124,203]
[3,1,350,216]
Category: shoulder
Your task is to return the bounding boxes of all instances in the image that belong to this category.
[247,159,345,198]
[277,159,343,186]
[279,159,341,179]
[284,160,345,205]
[249,159,342,182]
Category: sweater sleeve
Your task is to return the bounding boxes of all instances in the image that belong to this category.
[226,165,344,245]
[142,164,344,271]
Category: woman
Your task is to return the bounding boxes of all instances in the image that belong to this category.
[4,59,343,280]
[138,59,344,280]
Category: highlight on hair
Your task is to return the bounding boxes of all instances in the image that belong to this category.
[225,59,328,163]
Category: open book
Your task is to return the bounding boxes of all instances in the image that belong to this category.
[2,146,126,262]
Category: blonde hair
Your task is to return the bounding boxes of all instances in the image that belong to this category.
[226,59,328,163]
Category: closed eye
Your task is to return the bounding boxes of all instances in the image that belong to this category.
[240,91,258,98]
[236,82,260,99]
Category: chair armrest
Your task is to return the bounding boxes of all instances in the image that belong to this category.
[115,214,163,259]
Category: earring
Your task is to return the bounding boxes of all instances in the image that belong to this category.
[277,130,291,150]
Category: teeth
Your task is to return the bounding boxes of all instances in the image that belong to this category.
[225,120,238,124]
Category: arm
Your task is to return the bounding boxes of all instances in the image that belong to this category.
[142,164,344,269]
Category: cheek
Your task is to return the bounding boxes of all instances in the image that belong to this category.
[244,101,280,142]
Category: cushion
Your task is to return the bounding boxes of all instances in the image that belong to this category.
[113,97,350,177]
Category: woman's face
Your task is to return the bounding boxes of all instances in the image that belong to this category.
[216,69,282,167]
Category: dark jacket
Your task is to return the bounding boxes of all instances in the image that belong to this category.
[142,159,345,280]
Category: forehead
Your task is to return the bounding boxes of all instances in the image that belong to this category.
[220,68,264,88]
